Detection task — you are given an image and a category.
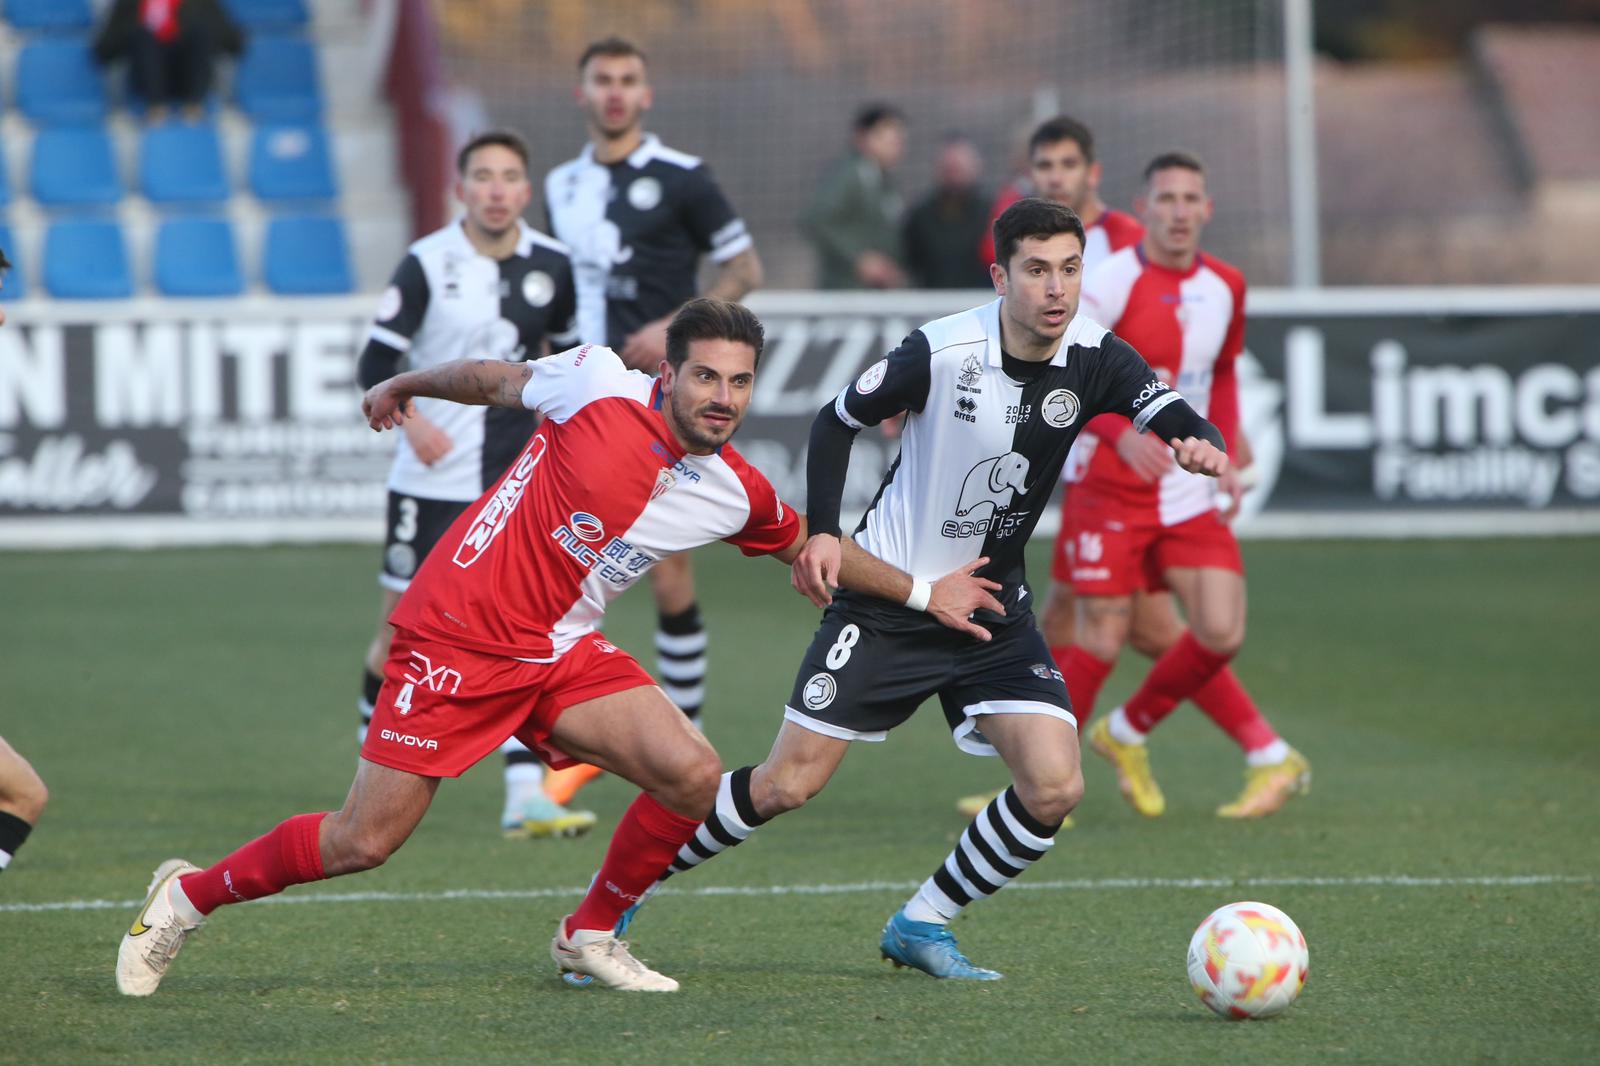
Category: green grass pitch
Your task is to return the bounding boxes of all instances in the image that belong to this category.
[1,537,1597,1064]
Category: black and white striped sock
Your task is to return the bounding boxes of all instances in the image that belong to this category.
[661,766,766,880]
[656,605,707,727]
[0,811,34,874]
[903,786,1061,924]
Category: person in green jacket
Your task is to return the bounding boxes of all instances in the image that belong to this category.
[804,103,909,290]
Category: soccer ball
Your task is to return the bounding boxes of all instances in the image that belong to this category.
[1186,901,1308,1019]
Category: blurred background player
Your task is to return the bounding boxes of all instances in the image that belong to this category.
[543,36,764,807]
[354,129,592,840]
[0,247,48,880]
[804,103,909,290]
[901,133,992,290]
[1065,151,1309,818]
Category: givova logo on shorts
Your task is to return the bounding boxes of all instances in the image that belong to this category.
[454,434,548,568]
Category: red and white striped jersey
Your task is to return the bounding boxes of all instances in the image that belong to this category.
[390,345,799,661]
[1071,246,1244,526]
[1081,207,1144,274]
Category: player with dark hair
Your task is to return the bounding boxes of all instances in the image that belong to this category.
[351,127,594,840]
[541,37,765,810]
[116,298,1001,996]
[1061,151,1309,818]
[611,199,1231,980]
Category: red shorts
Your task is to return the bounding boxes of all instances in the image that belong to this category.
[360,628,657,778]
[1053,491,1243,597]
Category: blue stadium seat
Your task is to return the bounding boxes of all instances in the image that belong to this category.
[0,224,26,300]
[223,0,308,28]
[263,214,352,294]
[249,123,337,201]
[4,0,94,31]
[44,219,133,298]
[31,126,122,208]
[141,122,230,206]
[235,35,322,120]
[0,140,11,207]
[15,40,107,124]
[155,217,244,297]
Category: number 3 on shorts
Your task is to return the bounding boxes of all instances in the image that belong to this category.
[825,624,860,670]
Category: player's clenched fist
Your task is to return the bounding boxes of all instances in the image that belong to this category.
[363,380,416,431]
[1169,436,1229,478]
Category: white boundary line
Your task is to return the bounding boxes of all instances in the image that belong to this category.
[3,873,1592,915]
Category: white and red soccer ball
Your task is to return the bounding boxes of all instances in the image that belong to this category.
[1187,901,1309,1019]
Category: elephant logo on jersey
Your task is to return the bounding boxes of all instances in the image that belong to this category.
[1041,388,1080,428]
[590,219,634,267]
[802,672,837,711]
[627,177,662,211]
[955,451,1031,518]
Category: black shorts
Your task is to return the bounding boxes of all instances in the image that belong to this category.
[785,598,1076,756]
[379,491,472,592]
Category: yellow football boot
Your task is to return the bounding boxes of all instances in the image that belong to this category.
[1217,749,1311,819]
[1087,716,1166,818]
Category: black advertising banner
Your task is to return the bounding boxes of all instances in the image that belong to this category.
[0,291,1596,545]
[0,305,391,525]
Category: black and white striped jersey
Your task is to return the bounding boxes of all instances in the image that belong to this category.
[362,219,579,502]
[828,297,1179,615]
[544,133,752,347]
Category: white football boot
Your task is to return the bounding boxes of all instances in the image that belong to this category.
[550,915,679,991]
[116,858,203,996]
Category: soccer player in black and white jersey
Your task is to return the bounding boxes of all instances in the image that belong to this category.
[615,199,1230,979]
[541,37,764,807]
[355,129,593,840]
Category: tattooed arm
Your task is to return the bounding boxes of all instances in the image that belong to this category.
[362,359,533,430]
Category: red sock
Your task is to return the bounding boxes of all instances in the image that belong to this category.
[1193,667,1280,752]
[568,793,699,933]
[1054,644,1114,731]
[1124,632,1232,733]
[178,812,328,916]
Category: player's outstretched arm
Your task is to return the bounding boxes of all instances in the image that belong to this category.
[363,359,533,430]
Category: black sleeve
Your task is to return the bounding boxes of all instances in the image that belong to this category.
[1088,334,1184,430]
[547,254,580,349]
[833,329,933,429]
[682,165,751,263]
[1143,397,1225,453]
[804,403,859,537]
[359,253,430,389]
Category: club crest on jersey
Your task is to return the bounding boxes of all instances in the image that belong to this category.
[855,359,888,395]
[957,354,983,393]
[651,467,677,500]
[521,270,555,307]
[802,672,837,711]
[1042,388,1081,428]
[627,177,663,211]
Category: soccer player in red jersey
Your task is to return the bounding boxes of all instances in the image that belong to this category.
[1061,152,1310,818]
[115,299,999,995]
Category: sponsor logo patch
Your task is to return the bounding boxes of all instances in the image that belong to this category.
[855,359,888,395]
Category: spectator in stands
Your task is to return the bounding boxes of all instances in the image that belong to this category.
[902,133,991,289]
[978,121,1036,269]
[803,103,907,290]
[93,0,245,122]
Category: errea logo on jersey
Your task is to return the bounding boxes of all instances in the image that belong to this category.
[454,434,548,568]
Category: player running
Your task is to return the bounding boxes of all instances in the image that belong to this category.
[541,37,764,807]
[115,299,999,996]
[1063,151,1309,818]
[353,129,595,840]
[612,199,1231,980]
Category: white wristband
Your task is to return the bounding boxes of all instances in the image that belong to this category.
[904,578,932,613]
